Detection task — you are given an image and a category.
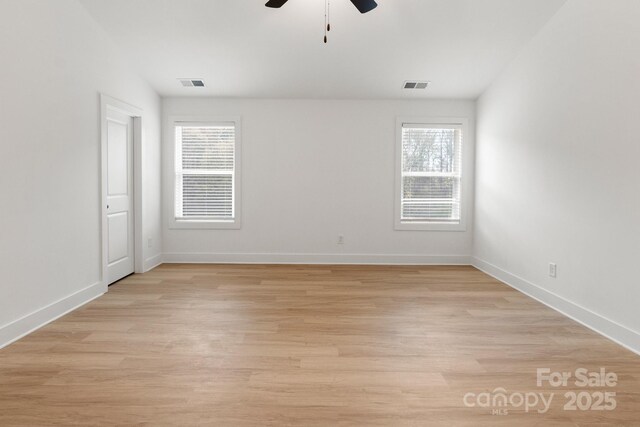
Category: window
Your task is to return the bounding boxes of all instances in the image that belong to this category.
[395,118,465,231]
[173,118,241,229]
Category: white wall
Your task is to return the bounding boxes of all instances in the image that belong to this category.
[474,0,640,351]
[0,0,162,345]
[163,98,475,264]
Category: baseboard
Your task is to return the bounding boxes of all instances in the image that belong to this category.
[163,252,472,266]
[0,281,105,350]
[4,259,636,356]
[472,257,640,356]
[144,253,163,272]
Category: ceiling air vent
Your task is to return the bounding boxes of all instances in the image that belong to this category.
[403,81,430,90]
[179,79,205,88]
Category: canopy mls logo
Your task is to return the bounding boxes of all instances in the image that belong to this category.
[463,388,553,416]
[463,368,618,416]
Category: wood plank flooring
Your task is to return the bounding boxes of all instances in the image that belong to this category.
[0,264,639,426]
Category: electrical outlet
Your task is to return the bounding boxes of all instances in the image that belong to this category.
[337,235,344,245]
[549,263,557,278]
[148,238,153,249]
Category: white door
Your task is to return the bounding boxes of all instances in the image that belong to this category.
[106,109,134,284]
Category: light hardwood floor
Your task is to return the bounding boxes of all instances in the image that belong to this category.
[0,264,638,426]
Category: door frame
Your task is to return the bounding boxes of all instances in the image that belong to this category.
[100,94,144,288]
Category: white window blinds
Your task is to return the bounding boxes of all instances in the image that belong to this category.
[175,124,236,220]
[400,124,462,223]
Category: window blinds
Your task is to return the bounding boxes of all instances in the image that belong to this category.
[401,124,462,223]
[175,124,235,220]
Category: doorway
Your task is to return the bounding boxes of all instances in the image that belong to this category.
[100,95,143,286]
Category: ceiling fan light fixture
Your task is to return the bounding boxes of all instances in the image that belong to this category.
[265,0,289,8]
[266,0,377,43]
[264,0,377,13]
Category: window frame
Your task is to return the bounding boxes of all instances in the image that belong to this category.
[169,116,242,230]
[394,117,468,232]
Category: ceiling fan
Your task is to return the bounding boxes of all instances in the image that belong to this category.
[266,0,378,43]
[265,0,378,14]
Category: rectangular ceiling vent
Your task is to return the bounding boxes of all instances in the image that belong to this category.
[403,81,430,90]
[179,79,205,88]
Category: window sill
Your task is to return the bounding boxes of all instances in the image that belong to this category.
[394,221,466,232]
[169,219,241,230]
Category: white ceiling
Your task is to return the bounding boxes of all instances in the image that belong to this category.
[79,0,566,99]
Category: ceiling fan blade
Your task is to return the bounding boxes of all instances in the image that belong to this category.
[350,0,377,13]
[265,0,289,8]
